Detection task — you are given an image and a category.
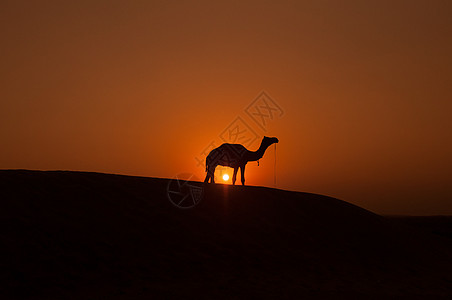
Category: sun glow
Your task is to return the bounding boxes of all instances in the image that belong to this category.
[222,174,229,181]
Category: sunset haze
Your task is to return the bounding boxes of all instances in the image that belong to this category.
[1,0,451,215]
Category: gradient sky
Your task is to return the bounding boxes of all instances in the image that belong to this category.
[1,0,451,215]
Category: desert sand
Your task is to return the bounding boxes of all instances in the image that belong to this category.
[1,170,452,299]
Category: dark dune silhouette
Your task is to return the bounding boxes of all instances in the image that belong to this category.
[1,170,452,299]
[205,136,278,185]
[388,216,452,241]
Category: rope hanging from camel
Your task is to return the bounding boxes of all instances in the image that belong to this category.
[274,143,277,185]
[256,143,277,185]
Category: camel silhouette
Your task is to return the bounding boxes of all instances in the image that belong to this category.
[204,136,279,185]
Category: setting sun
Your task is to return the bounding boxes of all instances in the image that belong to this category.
[222,174,229,181]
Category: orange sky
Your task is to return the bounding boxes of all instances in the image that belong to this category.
[1,1,451,215]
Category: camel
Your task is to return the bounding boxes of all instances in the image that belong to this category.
[204,136,279,185]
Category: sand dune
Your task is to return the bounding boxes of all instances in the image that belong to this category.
[1,170,452,299]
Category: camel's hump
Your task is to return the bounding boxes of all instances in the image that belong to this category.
[218,143,247,151]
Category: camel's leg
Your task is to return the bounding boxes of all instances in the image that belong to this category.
[240,165,246,186]
[204,165,210,183]
[232,167,238,185]
[209,165,216,184]
[204,171,210,183]
[204,165,214,183]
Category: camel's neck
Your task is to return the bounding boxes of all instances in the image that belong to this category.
[247,140,271,162]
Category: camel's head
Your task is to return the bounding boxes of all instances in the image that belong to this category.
[263,136,279,146]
